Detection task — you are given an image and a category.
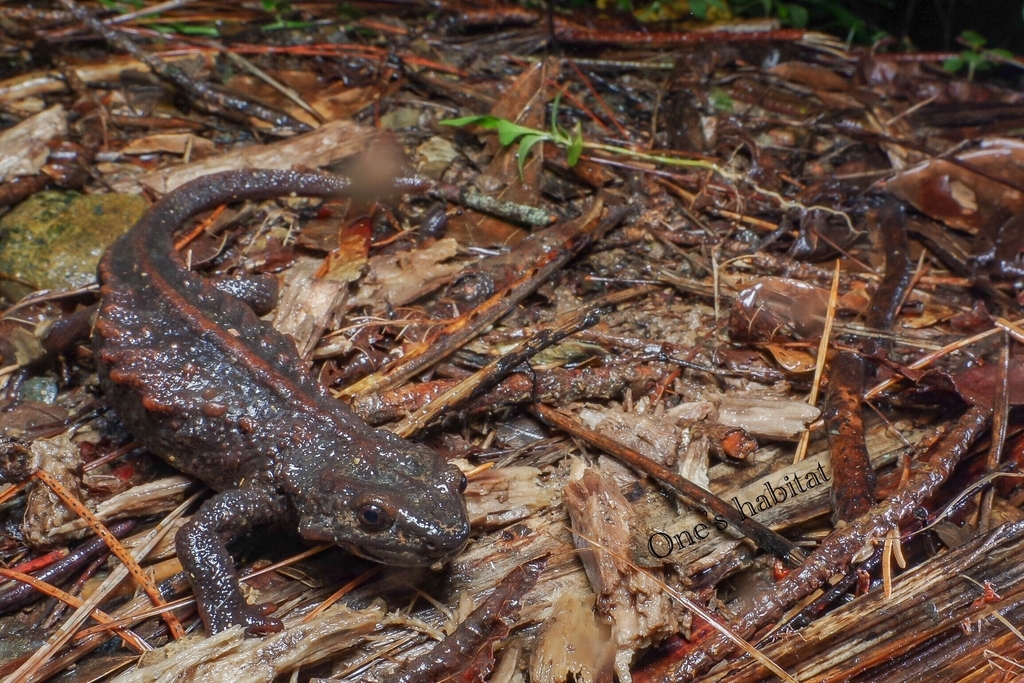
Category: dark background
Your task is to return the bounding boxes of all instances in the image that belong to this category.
[803,0,1024,52]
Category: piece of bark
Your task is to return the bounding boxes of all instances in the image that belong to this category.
[823,351,875,523]
[0,105,67,183]
[347,237,462,310]
[661,407,990,680]
[712,396,820,441]
[136,119,377,193]
[530,592,612,683]
[111,604,386,683]
[580,405,710,490]
[464,465,555,529]
[565,462,686,683]
[23,432,85,547]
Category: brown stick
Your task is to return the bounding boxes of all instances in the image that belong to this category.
[351,363,672,425]
[552,19,808,48]
[865,200,914,336]
[824,199,912,522]
[823,351,875,522]
[534,404,806,566]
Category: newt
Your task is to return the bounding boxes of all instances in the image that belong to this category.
[93,169,470,634]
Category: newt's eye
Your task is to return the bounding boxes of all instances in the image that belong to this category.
[357,502,393,531]
[458,474,468,493]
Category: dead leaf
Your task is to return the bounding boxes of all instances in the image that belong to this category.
[770,62,851,92]
[886,138,1024,234]
[764,344,816,373]
[948,358,1024,409]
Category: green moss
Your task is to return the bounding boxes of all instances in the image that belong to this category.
[0,191,147,301]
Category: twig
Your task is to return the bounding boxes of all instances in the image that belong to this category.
[431,182,557,227]
[351,362,672,425]
[223,51,324,125]
[865,200,914,337]
[822,351,875,522]
[533,404,806,566]
[817,203,915,521]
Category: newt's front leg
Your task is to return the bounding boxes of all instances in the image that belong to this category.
[176,486,290,635]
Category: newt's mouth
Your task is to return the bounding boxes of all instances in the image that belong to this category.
[299,521,467,566]
[343,542,439,567]
[342,540,466,565]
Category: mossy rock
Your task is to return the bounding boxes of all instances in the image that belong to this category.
[0,191,147,302]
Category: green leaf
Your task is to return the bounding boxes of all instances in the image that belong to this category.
[517,134,545,177]
[550,92,564,137]
[962,51,984,67]
[988,48,1014,60]
[167,22,221,36]
[942,56,966,73]
[708,87,735,112]
[495,119,539,146]
[566,123,584,166]
[440,115,503,128]
[691,0,709,19]
[262,19,317,30]
[783,3,808,27]
[960,30,987,50]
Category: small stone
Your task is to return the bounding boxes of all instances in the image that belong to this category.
[0,191,147,301]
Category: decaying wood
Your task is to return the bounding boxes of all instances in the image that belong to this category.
[565,463,684,682]
[136,119,378,193]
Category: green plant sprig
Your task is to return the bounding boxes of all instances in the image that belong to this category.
[441,96,722,178]
[440,98,856,233]
[943,30,1016,81]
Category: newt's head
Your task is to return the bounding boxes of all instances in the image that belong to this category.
[287,428,470,566]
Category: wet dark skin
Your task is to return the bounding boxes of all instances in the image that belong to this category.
[93,169,470,635]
